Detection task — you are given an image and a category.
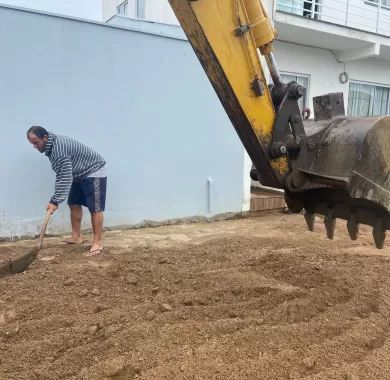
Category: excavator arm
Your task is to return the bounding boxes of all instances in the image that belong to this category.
[168,0,390,248]
[168,0,282,187]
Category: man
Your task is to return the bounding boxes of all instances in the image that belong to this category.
[27,126,107,256]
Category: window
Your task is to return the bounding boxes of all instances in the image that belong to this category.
[303,0,321,18]
[364,0,390,9]
[280,73,310,111]
[348,81,390,116]
[277,0,320,18]
[383,0,390,8]
[117,1,128,16]
[116,0,145,19]
[277,0,304,15]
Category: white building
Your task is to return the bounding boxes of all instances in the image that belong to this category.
[0,0,103,20]
[104,0,390,118]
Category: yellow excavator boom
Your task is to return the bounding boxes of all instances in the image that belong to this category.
[169,0,288,187]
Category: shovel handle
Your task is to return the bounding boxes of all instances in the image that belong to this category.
[37,212,52,249]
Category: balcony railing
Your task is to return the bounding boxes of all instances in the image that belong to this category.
[276,0,390,36]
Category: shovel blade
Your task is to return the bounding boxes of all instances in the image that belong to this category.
[0,259,12,278]
[11,247,39,274]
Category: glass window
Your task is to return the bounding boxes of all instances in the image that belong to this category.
[280,73,309,111]
[277,0,304,15]
[348,81,390,116]
[277,0,320,18]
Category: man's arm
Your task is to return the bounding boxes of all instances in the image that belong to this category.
[48,156,73,211]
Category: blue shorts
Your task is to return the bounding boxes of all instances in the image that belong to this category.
[67,177,107,212]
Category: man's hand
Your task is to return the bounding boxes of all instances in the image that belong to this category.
[46,203,58,214]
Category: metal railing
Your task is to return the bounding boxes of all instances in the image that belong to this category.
[276,0,390,36]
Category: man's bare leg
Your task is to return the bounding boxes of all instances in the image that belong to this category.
[63,205,84,244]
[88,211,104,255]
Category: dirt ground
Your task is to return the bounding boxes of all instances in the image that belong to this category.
[1,212,390,380]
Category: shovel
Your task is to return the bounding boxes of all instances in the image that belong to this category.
[0,211,52,277]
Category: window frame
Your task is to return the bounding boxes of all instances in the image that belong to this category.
[364,0,390,10]
[116,0,145,19]
[364,0,378,6]
[117,0,129,16]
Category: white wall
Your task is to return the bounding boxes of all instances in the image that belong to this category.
[273,40,390,113]
[0,6,246,239]
[0,0,103,20]
[144,0,178,24]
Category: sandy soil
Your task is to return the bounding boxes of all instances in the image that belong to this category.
[1,212,390,379]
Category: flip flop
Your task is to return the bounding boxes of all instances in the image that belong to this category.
[86,247,104,257]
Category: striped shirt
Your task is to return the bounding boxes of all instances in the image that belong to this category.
[45,133,106,205]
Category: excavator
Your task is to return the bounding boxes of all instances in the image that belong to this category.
[168,0,390,249]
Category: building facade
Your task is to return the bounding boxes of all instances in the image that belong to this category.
[103,0,178,24]
[104,0,390,118]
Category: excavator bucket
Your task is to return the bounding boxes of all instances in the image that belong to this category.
[284,94,390,248]
[167,0,390,248]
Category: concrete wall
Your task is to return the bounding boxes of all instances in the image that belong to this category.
[0,6,246,239]
[0,0,102,20]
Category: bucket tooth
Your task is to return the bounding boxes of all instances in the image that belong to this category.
[347,214,359,241]
[373,219,386,249]
[324,211,336,240]
[304,210,315,232]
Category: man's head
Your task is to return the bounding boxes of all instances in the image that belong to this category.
[27,126,49,153]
